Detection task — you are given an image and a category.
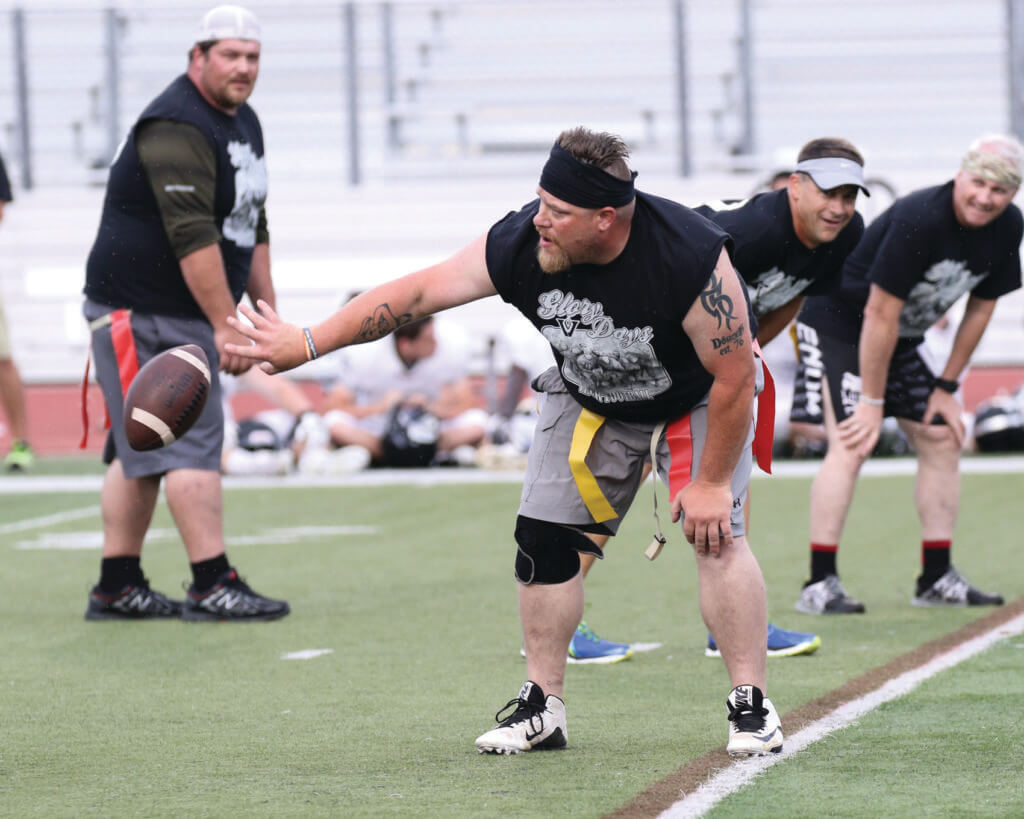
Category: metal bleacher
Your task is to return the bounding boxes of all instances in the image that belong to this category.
[0,0,1021,390]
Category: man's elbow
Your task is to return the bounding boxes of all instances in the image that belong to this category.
[712,355,757,400]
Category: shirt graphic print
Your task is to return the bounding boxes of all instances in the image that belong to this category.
[536,289,672,404]
[222,141,268,248]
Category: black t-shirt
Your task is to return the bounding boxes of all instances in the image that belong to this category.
[800,181,1023,346]
[486,191,737,423]
[694,189,864,317]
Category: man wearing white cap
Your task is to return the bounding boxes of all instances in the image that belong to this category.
[81,6,289,621]
[790,133,1024,613]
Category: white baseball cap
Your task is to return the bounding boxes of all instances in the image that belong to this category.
[197,5,261,44]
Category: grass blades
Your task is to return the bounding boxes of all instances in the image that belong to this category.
[0,469,1020,816]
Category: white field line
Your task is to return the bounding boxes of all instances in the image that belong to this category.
[660,611,1024,819]
[0,504,100,534]
[0,455,1021,495]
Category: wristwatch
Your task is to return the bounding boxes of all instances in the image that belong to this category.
[933,377,959,394]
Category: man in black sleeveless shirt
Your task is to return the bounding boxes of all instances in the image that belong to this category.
[81,5,288,622]
[227,128,785,757]
[790,133,1023,614]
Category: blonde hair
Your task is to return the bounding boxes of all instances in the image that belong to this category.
[961,133,1024,188]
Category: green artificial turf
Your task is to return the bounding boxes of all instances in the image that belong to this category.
[0,471,1020,816]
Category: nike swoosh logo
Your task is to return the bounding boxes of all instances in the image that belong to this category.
[754,728,780,742]
[525,728,544,741]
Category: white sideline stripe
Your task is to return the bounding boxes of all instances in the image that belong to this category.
[0,504,100,534]
[13,525,370,550]
[15,454,1024,491]
[0,455,1020,495]
[660,611,1024,819]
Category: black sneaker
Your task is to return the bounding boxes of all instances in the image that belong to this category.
[181,569,290,622]
[795,574,866,615]
[913,566,1004,607]
[85,583,183,621]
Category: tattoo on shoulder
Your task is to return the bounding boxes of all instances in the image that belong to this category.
[356,304,413,342]
[711,323,746,356]
[699,271,736,331]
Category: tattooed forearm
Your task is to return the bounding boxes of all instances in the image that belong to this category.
[355,304,414,342]
[699,271,736,330]
[711,324,746,355]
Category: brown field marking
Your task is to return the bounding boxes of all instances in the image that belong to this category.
[607,595,1024,818]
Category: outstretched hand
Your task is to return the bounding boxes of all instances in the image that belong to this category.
[225,300,307,374]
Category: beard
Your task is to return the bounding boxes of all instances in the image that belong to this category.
[536,242,572,274]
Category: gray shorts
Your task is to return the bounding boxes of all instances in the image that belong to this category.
[519,367,753,538]
[84,299,224,478]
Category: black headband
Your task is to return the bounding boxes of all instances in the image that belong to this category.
[538,143,637,209]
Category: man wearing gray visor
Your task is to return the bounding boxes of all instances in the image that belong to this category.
[584,137,869,658]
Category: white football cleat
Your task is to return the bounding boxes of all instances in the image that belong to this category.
[475,681,567,755]
[726,684,783,756]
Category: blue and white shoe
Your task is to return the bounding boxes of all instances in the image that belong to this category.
[706,622,821,658]
[568,621,633,664]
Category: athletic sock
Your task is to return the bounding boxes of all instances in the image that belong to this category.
[98,556,145,593]
[919,539,952,590]
[190,554,231,593]
[808,543,838,584]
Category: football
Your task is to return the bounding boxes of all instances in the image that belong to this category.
[123,344,212,451]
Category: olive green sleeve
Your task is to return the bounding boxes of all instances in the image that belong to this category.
[136,119,222,259]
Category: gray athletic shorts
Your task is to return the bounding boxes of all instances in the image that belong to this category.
[789,320,944,425]
[519,367,753,539]
[84,299,224,478]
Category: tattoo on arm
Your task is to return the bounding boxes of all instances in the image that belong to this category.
[355,304,413,342]
[699,271,736,331]
[711,324,746,355]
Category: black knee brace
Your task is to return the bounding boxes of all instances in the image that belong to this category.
[514,515,597,584]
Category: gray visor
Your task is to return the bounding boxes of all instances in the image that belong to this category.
[794,157,870,196]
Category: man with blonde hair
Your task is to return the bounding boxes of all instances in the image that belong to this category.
[790,132,1023,613]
